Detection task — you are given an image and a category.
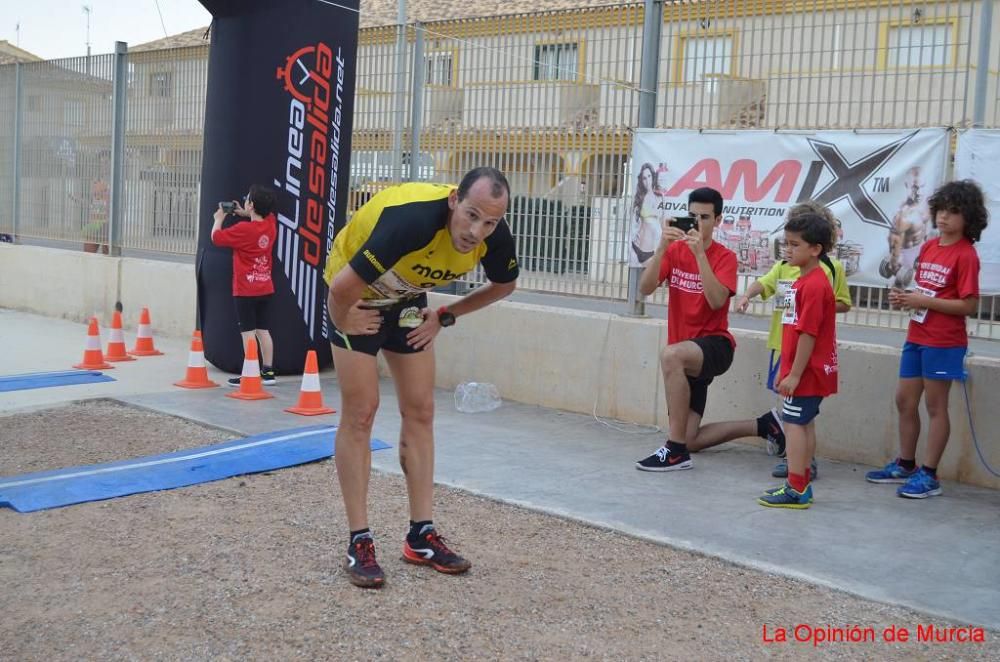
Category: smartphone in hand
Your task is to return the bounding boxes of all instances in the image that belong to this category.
[219,201,236,213]
[669,215,699,234]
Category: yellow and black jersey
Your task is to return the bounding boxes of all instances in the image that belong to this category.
[323,182,519,304]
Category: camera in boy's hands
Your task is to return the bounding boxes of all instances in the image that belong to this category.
[669,215,699,234]
[219,201,236,213]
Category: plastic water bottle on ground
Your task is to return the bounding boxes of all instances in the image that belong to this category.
[454,382,502,413]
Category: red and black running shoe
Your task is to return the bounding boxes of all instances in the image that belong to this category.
[344,537,385,588]
[402,529,472,574]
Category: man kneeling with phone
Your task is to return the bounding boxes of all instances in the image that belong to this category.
[635,186,739,472]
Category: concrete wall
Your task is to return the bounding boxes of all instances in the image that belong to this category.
[0,244,195,338]
[2,243,998,489]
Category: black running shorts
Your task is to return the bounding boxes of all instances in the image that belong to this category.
[328,294,429,357]
[685,335,735,417]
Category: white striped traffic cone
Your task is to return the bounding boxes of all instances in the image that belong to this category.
[227,336,273,401]
[73,317,114,370]
[285,350,335,415]
[130,307,164,356]
[105,310,135,362]
[174,330,219,388]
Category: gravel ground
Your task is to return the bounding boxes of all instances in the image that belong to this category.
[0,400,995,661]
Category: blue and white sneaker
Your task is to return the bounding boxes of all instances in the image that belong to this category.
[757,482,813,509]
[897,469,942,499]
[865,459,917,484]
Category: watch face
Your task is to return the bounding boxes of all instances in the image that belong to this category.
[439,312,456,327]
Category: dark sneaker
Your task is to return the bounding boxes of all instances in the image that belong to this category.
[227,376,241,387]
[763,407,786,456]
[344,537,385,588]
[402,529,471,574]
[758,482,812,509]
[865,459,917,484]
[771,457,818,479]
[636,445,692,472]
[261,369,276,386]
[897,468,942,499]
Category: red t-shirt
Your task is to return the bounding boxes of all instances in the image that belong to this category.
[657,240,738,347]
[211,214,278,297]
[906,237,980,348]
[779,266,838,397]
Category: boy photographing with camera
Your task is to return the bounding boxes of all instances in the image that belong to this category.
[211,184,279,386]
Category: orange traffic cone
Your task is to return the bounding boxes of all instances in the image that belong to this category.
[130,307,164,356]
[227,336,273,400]
[285,350,335,416]
[73,317,114,370]
[174,330,219,389]
[105,310,135,362]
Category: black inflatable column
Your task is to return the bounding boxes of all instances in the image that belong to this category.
[196,0,358,373]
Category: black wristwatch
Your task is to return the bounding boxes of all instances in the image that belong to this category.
[437,306,456,328]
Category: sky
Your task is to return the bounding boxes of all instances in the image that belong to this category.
[6,0,212,60]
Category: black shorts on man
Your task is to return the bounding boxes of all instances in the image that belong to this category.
[329,293,429,356]
[685,335,735,417]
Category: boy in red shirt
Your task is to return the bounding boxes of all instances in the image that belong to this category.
[758,212,838,508]
[867,180,988,498]
[635,187,738,472]
[211,184,279,385]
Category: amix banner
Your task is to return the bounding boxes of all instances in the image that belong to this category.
[197,0,358,373]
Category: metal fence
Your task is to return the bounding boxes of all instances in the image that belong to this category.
[2,0,999,338]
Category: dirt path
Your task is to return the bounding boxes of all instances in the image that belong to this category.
[0,400,994,660]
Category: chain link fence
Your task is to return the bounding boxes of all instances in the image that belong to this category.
[1,1,999,338]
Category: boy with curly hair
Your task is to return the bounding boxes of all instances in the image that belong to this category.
[867,180,988,498]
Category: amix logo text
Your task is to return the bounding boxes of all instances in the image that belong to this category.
[413,264,463,282]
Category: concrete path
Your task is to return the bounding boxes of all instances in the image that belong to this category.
[2,309,998,630]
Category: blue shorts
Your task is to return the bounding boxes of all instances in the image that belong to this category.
[781,395,823,426]
[766,350,781,393]
[899,342,967,381]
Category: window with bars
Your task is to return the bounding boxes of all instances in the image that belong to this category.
[152,187,198,238]
[887,23,952,67]
[424,52,453,86]
[63,99,85,128]
[681,36,733,83]
[149,72,173,98]
[533,43,578,81]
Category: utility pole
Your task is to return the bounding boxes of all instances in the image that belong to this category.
[83,5,92,74]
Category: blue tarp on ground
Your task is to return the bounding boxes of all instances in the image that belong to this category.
[0,370,115,392]
[0,425,391,513]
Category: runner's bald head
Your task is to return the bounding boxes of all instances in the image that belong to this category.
[458,167,510,202]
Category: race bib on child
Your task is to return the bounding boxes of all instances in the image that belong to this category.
[909,285,936,324]
[774,279,795,310]
[781,287,798,325]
